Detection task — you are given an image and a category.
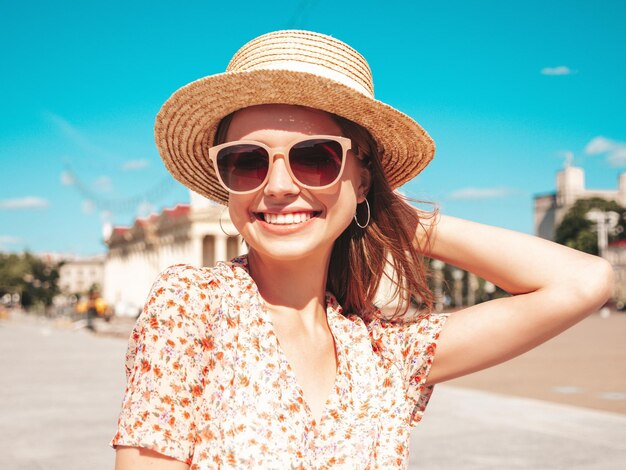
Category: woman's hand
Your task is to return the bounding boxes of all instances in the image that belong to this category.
[417,212,614,385]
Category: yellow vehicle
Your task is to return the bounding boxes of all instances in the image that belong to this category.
[75,296,111,320]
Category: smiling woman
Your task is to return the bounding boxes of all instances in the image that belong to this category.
[110,30,613,469]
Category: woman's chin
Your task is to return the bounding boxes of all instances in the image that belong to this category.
[247,239,332,265]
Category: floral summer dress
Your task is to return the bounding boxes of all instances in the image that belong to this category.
[110,255,448,469]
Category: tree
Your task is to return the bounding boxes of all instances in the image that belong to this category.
[555,197,626,255]
[0,252,60,308]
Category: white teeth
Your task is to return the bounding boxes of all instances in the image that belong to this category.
[263,212,313,225]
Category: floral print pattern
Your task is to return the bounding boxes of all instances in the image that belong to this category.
[110,255,448,469]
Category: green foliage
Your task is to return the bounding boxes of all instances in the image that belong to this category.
[555,197,626,255]
[0,252,60,307]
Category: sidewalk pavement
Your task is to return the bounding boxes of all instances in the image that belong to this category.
[410,387,626,469]
[1,313,625,469]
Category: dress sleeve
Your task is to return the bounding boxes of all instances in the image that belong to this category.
[109,265,213,464]
[370,312,449,426]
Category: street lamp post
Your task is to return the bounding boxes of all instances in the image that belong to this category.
[585,209,619,258]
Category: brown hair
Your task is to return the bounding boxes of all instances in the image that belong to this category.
[215,108,438,322]
[329,116,437,322]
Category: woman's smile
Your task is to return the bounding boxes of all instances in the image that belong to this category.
[252,210,324,236]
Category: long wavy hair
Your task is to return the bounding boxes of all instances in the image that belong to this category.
[215,107,438,322]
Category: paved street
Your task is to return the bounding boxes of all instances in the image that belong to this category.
[1,311,625,469]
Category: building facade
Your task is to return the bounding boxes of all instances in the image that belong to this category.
[534,163,626,241]
[103,191,245,317]
[58,255,105,295]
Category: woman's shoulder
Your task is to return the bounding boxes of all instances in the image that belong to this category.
[154,256,246,292]
[143,256,249,316]
[349,309,449,352]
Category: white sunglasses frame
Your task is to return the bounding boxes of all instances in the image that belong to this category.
[208,135,358,195]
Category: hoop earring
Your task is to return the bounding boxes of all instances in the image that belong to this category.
[219,207,239,237]
[354,198,371,229]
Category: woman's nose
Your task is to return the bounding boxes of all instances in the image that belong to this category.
[263,154,300,197]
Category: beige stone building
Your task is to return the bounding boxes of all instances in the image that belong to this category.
[58,255,105,295]
[534,163,626,241]
[103,191,244,316]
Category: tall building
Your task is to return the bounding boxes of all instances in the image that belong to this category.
[534,162,626,241]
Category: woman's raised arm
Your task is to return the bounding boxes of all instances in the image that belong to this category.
[418,212,614,385]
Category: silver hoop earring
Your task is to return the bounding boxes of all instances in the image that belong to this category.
[354,198,371,229]
[219,207,239,237]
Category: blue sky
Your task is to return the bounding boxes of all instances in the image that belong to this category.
[1,0,625,256]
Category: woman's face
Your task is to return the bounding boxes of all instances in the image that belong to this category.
[224,104,370,264]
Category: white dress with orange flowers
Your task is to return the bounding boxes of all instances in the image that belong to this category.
[110,255,448,469]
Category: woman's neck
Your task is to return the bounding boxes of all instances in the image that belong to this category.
[247,249,331,328]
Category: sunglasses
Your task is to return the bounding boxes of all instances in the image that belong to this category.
[208,135,356,194]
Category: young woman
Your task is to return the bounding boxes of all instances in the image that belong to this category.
[111,30,613,469]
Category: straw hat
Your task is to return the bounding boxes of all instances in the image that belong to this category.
[155,30,435,205]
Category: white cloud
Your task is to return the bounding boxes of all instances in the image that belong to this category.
[585,136,626,167]
[607,147,626,167]
[585,136,616,154]
[0,236,20,245]
[541,66,575,76]
[0,197,49,210]
[121,160,149,171]
[60,170,75,186]
[447,187,518,200]
[93,176,113,192]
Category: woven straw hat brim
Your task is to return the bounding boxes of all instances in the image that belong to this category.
[155,68,435,205]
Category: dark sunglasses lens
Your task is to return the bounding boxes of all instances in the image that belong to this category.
[216,144,269,192]
[289,139,343,187]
